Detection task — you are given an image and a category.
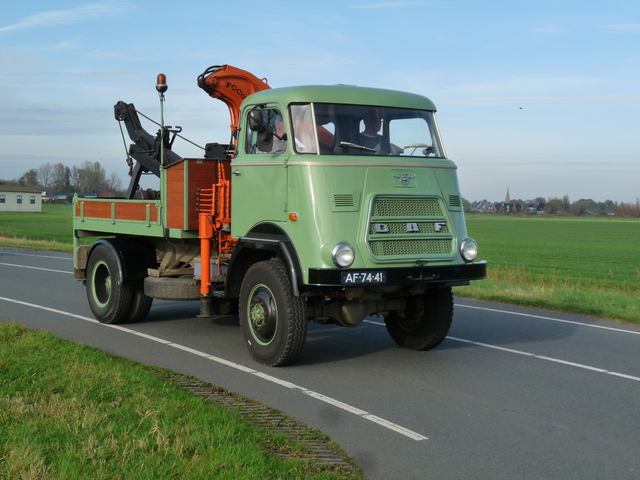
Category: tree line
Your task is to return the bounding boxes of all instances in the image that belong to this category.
[467,195,640,218]
[0,162,123,195]
[532,195,639,217]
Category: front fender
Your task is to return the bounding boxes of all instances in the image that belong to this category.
[225,223,303,298]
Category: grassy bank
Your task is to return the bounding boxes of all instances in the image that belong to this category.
[0,323,360,479]
[458,215,640,323]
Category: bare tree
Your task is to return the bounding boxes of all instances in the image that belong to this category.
[544,197,563,214]
[616,202,640,218]
[51,163,71,191]
[76,161,107,193]
[107,172,123,193]
[570,199,589,215]
[70,166,80,192]
[37,163,53,187]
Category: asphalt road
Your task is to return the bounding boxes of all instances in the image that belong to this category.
[1,246,639,480]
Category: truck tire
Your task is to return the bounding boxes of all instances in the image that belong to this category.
[127,289,153,322]
[86,243,133,324]
[384,287,453,350]
[239,260,307,366]
[143,276,200,301]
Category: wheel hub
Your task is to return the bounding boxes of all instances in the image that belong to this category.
[250,302,266,327]
[248,287,277,344]
[93,261,112,307]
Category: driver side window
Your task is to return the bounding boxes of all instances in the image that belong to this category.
[246,108,287,155]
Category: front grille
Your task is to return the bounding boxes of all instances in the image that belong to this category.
[370,239,453,256]
[367,196,454,260]
[373,198,443,217]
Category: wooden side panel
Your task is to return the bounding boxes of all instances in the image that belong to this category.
[166,161,185,229]
[75,201,158,222]
[74,158,218,232]
[185,160,217,230]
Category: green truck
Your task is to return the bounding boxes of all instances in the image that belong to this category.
[73,64,486,366]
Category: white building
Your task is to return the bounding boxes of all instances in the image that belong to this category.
[0,186,43,212]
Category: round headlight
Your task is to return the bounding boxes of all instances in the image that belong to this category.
[460,238,478,263]
[332,243,355,268]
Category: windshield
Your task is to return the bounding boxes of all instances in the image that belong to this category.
[290,103,446,158]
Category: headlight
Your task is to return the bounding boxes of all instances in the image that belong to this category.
[460,238,478,263]
[332,243,355,268]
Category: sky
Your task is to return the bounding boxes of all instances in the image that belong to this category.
[1,0,639,203]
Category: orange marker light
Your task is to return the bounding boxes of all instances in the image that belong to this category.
[156,73,167,93]
[288,213,299,221]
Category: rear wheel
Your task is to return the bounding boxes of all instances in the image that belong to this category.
[239,260,307,366]
[127,289,153,323]
[385,287,453,350]
[86,243,133,324]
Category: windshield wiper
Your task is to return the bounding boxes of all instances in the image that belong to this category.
[338,141,377,153]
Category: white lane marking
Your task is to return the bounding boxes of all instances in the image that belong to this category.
[0,262,71,274]
[0,251,70,260]
[0,296,99,322]
[447,336,640,382]
[455,303,640,336]
[364,319,640,383]
[361,414,428,442]
[0,295,428,442]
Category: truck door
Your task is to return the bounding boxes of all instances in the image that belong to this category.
[231,105,289,237]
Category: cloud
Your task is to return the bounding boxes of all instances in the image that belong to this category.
[0,2,129,34]
[351,2,424,8]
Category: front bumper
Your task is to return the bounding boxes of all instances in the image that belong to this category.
[307,261,487,287]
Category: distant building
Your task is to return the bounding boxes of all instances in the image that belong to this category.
[50,192,97,203]
[42,187,56,203]
[469,200,497,213]
[0,186,42,212]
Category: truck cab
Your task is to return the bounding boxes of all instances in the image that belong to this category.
[232,85,483,287]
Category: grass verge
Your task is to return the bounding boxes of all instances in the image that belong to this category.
[453,262,640,323]
[457,215,640,324]
[0,232,72,253]
[0,323,361,479]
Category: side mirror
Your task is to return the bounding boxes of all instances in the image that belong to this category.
[248,109,264,132]
[257,128,274,152]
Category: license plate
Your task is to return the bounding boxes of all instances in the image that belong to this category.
[341,271,387,285]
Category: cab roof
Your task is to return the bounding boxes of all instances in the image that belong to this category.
[243,84,437,111]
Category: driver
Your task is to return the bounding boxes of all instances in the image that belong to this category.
[357,108,390,154]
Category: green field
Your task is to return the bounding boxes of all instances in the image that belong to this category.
[0,203,74,251]
[1,206,638,322]
[458,215,640,323]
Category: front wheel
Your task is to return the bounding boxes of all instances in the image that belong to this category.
[385,287,453,350]
[239,261,307,366]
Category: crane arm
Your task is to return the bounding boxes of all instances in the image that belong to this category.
[197,64,271,143]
